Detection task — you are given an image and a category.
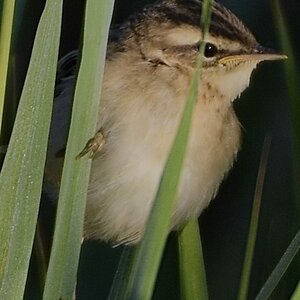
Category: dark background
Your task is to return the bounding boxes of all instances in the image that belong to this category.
[3,0,299,299]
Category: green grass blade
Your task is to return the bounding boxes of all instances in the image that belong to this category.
[254,229,300,300]
[291,280,300,300]
[178,219,208,300]
[0,0,16,134]
[237,136,272,300]
[273,0,300,213]
[122,2,213,299]
[108,247,138,300]
[0,0,63,298]
[43,1,115,299]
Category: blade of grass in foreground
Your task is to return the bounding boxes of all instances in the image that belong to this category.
[121,2,212,299]
[272,2,300,292]
[0,0,16,134]
[237,136,272,300]
[273,0,300,216]
[178,219,208,300]
[0,0,63,298]
[291,280,300,300]
[254,229,300,300]
[108,247,138,300]
[43,1,115,299]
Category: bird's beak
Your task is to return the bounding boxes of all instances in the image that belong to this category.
[218,45,287,65]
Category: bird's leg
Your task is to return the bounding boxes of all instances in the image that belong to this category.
[76,129,105,160]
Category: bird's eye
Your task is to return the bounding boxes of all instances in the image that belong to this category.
[204,43,218,58]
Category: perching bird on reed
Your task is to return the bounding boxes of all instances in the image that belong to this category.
[45,0,286,245]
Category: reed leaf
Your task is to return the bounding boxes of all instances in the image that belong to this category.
[108,247,137,300]
[254,229,300,300]
[0,0,63,298]
[178,219,208,300]
[43,1,115,299]
[0,0,16,134]
[273,0,300,208]
[237,136,272,300]
[291,281,300,300]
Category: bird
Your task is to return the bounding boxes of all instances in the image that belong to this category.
[44,0,286,245]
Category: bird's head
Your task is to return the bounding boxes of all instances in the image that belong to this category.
[112,0,286,101]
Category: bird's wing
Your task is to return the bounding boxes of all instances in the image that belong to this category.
[54,50,78,98]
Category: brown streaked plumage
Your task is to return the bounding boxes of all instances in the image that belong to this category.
[45,0,286,245]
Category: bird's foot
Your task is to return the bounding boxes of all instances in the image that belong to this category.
[76,130,105,159]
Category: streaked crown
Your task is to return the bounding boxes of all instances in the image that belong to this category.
[111,0,285,69]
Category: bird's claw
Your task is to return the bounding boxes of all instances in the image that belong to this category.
[76,131,105,160]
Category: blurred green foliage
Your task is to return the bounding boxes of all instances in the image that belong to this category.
[1,0,299,299]
[0,0,63,297]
